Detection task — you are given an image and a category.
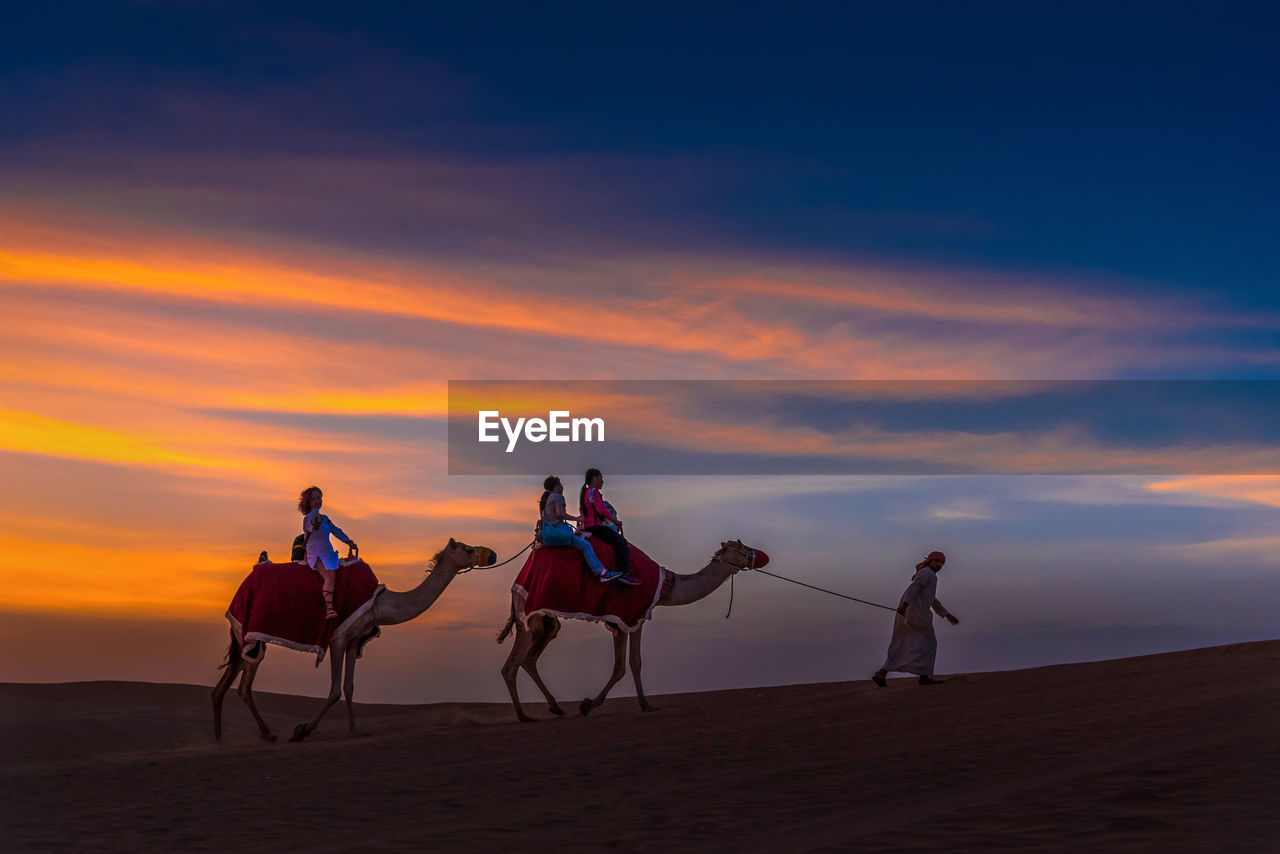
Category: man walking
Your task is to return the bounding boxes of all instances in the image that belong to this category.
[872,551,959,687]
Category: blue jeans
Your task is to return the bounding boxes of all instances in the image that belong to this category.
[541,522,606,575]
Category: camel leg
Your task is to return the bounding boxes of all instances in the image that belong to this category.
[237,657,277,742]
[580,626,627,717]
[291,642,345,742]
[343,646,367,737]
[629,625,659,712]
[501,621,539,722]
[211,656,239,744]
[522,617,564,716]
[212,635,272,743]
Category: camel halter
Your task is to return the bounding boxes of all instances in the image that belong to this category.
[711,545,759,573]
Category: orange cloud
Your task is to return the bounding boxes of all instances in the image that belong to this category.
[2,534,248,616]
[2,203,1261,624]
[3,209,1175,381]
[1146,475,1280,509]
[0,409,242,473]
[0,236,811,369]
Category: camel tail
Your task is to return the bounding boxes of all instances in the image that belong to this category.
[218,629,242,671]
[496,608,516,644]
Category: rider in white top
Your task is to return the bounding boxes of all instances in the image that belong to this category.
[298,486,357,621]
[303,508,353,571]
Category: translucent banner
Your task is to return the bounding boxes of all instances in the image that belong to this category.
[447,380,1280,475]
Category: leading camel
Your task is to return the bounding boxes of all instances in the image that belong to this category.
[498,538,763,722]
[212,538,486,743]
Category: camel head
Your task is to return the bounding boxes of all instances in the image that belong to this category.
[714,539,770,573]
[432,538,499,571]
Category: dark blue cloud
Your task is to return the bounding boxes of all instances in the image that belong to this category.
[753,382,1280,446]
[4,2,1277,310]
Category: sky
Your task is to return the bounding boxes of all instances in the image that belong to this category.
[2,2,1278,703]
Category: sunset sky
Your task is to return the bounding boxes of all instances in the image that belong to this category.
[3,3,1278,702]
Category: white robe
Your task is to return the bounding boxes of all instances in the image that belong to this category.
[303,510,352,571]
[880,567,951,676]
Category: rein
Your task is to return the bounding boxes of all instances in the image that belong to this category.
[456,539,536,574]
[712,551,756,619]
[722,555,897,618]
[752,568,897,612]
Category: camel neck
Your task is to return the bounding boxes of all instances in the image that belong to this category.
[373,561,463,627]
[662,558,736,607]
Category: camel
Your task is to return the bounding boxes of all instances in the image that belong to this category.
[212,538,486,743]
[497,539,763,722]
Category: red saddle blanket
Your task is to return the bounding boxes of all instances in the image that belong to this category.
[225,560,380,662]
[513,538,668,632]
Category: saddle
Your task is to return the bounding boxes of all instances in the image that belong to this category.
[226,557,380,663]
[513,538,668,633]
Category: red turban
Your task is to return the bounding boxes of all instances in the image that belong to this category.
[915,551,946,570]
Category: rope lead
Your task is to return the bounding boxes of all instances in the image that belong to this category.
[725,566,898,617]
[455,540,536,574]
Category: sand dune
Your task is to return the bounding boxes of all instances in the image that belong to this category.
[3,641,1279,852]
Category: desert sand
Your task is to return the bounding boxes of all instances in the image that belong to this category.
[2,641,1278,853]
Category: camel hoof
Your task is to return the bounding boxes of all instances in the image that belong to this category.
[349,729,370,738]
[548,705,565,716]
[518,714,536,723]
[261,732,278,743]
[289,723,310,742]
[641,705,661,713]
[579,698,594,717]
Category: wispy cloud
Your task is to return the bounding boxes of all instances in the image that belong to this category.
[1146,475,1280,509]
[2,154,1276,629]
